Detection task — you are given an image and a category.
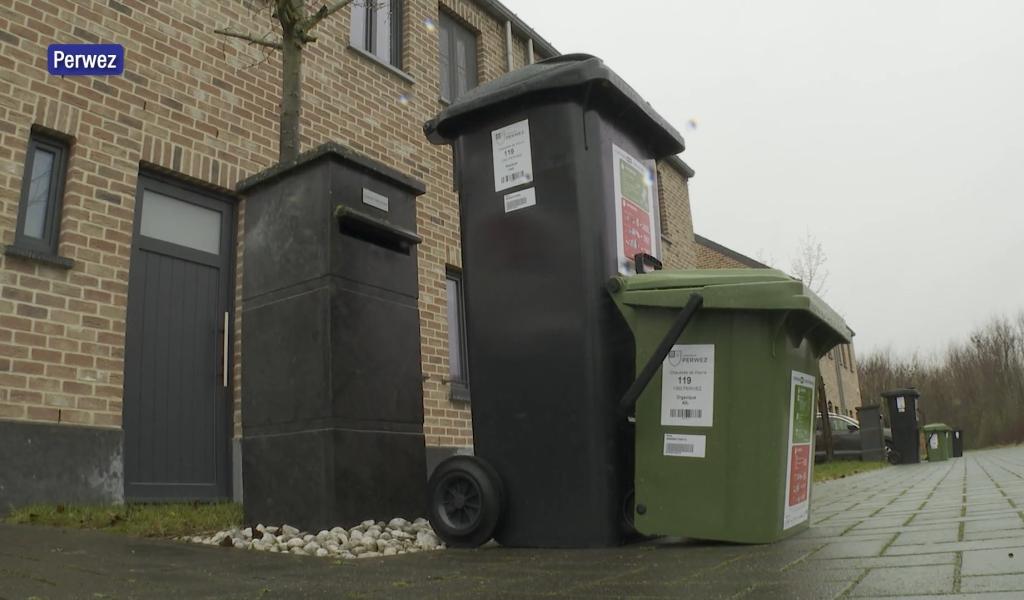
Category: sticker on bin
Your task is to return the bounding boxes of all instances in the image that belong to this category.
[491,119,533,192]
[504,187,536,213]
[896,396,906,412]
[661,344,714,427]
[663,433,706,458]
[611,144,657,275]
[930,435,939,449]
[783,370,815,530]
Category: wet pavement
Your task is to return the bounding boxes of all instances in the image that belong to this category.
[4,447,1024,599]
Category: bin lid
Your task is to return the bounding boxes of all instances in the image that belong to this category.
[881,388,920,399]
[922,423,953,432]
[424,54,685,157]
[607,268,852,352]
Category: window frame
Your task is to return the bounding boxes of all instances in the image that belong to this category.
[13,131,70,257]
[446,267,471,403]
[831,415,858,432]
[351,0,404,69]
[437,11,479,103]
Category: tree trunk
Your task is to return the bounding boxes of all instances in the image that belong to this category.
[279,29,303,163]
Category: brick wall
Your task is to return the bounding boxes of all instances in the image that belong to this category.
[0,0,696,450]
[657,162,697,269]
[694,242,746,269]
[820,344,863,416]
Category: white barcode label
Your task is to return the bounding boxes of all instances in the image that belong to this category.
[661,344,715,427]
[500,171,529,186]
[504,188,536,213]
[664,434,706,458]
[492,119,534,192]
[669,409,702,419]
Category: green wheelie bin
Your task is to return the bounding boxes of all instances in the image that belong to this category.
[922,423,954,461]
[608,268,852,543]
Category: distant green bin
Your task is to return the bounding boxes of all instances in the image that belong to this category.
[609,268,851,543]
[922,423,954,462]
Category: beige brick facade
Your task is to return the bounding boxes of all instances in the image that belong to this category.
[691,234,862,413]
[819,342,863,417]
[0,1,696,461]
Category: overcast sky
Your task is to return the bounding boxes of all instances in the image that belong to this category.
[505,0,1024,357]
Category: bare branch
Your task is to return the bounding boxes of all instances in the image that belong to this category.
[790,231,829,297]
[300,0,356,36]
[214,27,283,50]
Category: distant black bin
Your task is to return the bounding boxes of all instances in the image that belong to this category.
[881,388,921,464]
[423,54,686,548]
[856,404,885,462]
[953,429,964,457]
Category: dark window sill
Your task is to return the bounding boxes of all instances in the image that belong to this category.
[346,45,415,85]
[4,244,75,269]
[449,383,471,404]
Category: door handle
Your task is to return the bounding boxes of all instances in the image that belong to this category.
[222,311,229,388]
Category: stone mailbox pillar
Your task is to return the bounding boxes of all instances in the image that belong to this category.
[238,143,427,531]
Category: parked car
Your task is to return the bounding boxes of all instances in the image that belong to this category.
[815,412,895,463]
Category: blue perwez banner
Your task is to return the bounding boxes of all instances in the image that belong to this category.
[48,44,125,76]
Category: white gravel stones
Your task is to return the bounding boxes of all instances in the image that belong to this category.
[181,516,445,561]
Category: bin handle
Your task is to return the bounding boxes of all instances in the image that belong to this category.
[633,253,663,274]
[619,293,704,417]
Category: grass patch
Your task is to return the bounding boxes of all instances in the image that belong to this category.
[814,459,888,483]
[4,502,242,538]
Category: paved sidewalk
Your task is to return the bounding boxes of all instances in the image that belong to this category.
[4,447,1024,599]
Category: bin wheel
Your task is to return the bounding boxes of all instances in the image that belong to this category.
[621,488,638,536]
[427,456,504,548]
[885,442,900,465]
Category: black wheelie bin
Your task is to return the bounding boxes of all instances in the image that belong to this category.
[423,54,686,548]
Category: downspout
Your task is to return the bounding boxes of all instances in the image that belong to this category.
[834,347,847,414]
[505,20,514,72]
[527,38,535,64]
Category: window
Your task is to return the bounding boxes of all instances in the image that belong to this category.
[12,130,69,257]
[139,189,222,254]
[831,416,857,432]
[438,12,477,102]
[446,268,470,401]
[350,0,403,68]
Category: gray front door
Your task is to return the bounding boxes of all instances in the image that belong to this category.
[123,174,234,501]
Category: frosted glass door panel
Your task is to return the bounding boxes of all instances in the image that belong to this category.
[140,190,221,254]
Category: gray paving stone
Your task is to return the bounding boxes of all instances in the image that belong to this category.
[812,536,895,560]
[891,527,960,545]
[964,517,1024,534]
[964,528,1024,542]
[962,548,1024,576]
[738,579,850,599]
[783,564,865,582]
[807,552,958,570]
[849,564,956,596]
[886,536,1024,556]
[961,574,1024,593]
[849,516,914,531]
